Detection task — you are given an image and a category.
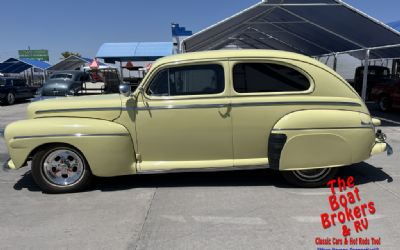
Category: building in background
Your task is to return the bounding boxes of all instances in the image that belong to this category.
[171,23,193,54]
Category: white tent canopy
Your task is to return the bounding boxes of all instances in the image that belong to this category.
[182,0,400,60]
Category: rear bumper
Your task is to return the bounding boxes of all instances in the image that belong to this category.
[371,142,388,156]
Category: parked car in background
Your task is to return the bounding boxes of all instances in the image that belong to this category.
[0,77,37,105]
[351,65,393,100]
[39,71,90,97]
[4,50,390,193]
[371,78,400,111]
[37,70,121,99]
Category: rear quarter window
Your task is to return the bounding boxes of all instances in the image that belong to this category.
[233,63,310,93]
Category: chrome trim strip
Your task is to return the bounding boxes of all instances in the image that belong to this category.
[127,103,228,111]
[13,133,130,140]
[36,107,121,114]
[231,101,361,107]
[137,165,269,174]
[35,101,361,114]
[273,126,373,131]
[132,101,361,111]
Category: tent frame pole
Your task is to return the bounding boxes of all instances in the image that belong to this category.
[361,49,370,101]
[30,67,34,86]
[119,61,123,80]
[319,43,400,58]
[277,7,366,50]
[333,53,338,71]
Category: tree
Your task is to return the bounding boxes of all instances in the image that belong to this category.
[60,51,81,59]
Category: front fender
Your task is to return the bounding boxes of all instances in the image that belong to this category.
[5,118,136,177]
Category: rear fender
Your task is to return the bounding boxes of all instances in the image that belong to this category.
[270,110,375,171]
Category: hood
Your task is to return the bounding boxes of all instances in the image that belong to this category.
[27,94,122,121]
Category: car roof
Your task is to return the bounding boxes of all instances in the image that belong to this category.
[155,50,316,65]
[152,49,341,81]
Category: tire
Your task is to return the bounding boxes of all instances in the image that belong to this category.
[5,92,15,105]
[378,95,391,112]
[281,167,338,188]
[31,144,92,193]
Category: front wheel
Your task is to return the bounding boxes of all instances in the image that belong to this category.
[5,92,15,105]
[281,167,338,188]
[31,144,92,193]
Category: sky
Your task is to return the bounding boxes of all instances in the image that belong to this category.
[0,0,399,63]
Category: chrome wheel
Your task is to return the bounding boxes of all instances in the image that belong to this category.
[292,168,332,183]
[42,149,85,186]
[6,93,15,105]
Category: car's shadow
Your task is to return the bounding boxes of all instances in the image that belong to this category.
[12,162,393,193]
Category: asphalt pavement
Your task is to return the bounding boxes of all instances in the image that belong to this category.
[0,102,399,250]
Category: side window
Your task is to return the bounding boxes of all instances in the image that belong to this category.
[147,69,169,96]
[147,64,224,96]
[233,63,310,93]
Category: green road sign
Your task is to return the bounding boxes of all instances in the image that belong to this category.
[18,50,49,61]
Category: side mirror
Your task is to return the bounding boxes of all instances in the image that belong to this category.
[139,86,145,96]
[119,84,131,97]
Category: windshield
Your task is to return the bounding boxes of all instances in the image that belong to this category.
[50,74,73,80]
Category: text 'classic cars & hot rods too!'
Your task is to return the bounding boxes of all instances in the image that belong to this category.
[4,50,392,193]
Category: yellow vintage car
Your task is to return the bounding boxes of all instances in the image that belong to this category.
[4,50,390,193]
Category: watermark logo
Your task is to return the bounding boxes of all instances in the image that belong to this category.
[315,176,381,249]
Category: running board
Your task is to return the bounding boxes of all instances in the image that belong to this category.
[137,165,270,175]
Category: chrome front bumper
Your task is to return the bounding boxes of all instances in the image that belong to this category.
[7,159,16,170]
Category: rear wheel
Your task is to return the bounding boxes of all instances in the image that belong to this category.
[378,95,391,112]
[31,144,92,193]
[281,167,338,188]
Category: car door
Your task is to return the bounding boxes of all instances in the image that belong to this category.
[17,80,31,98]
[229,60,313,167]
[9,80,21,98]
[135,61,233,172]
